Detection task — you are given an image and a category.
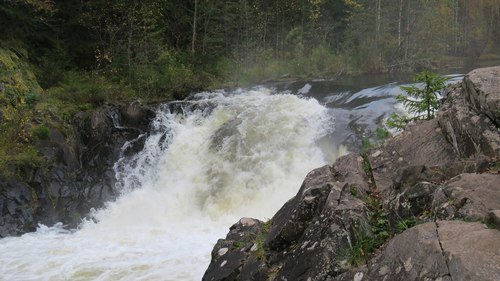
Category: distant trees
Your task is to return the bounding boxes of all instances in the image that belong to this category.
[1,0,499,91]
[346,0,500,71]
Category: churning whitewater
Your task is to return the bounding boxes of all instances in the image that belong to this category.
[0,88,341,281]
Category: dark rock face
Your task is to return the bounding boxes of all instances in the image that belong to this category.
[203,66,500,281]
[203,218,266,281]
[203,163,372,281]
[0,101,155,237]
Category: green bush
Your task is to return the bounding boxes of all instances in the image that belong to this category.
[24,92,41,108]
[396,217,417,233]
[12,146,45,168]
[386,113,411,131]
[387,71,447,131]
[50,71,106,106]
[397,71,448,120]
[32,125,50,140]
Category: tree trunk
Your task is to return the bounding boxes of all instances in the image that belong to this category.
[398,0,403,47]
[191,0,199,55]
[405,0,410,61]
[375,0,382,63]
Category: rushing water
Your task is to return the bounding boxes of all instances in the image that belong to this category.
[0,75,462,280]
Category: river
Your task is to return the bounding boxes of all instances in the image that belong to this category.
[0,73,463,280]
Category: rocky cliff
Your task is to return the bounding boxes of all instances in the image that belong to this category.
[203,66,500,281]
[0,101,154,237]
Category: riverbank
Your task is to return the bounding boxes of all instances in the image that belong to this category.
[202,66,500,281]
[1,43,499,238]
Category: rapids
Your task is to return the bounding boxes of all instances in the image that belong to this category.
[0,75,462,280]
[0,88,339,280]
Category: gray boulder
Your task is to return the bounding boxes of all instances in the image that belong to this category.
[432,173,500,221]
[333,221,500,281]
[463,66,500,126]
[438,81,500,158]
[368,119,457,194]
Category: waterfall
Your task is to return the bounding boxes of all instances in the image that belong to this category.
[0,87,339,281]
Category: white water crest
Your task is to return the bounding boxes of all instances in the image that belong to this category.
[0,88,342,281]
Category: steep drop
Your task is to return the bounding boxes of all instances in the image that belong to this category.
[0,88,338,280]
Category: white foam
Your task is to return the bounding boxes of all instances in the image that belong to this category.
[0,88,338,280]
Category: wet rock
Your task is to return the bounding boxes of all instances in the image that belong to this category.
[331,153,371,197]
[0,101,156,237]
[204,163,372,281]
[265,165,335,251]
[335,222,449,281]
[121,100,155,131]
[388,181,438,224]
[264,164,371,280]
[273,193,369,280]
[203,66,500,281]
[202,218,265,281]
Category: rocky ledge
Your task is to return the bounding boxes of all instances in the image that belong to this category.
[203,66,500,281]
[0,101,154,237]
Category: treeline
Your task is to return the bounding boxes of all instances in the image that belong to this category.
[1,0,500,97]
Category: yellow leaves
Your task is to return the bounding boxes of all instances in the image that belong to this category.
[343,0,362,9]
[24,0,56,13]
[308,0,325,21]
[0,49,17,70]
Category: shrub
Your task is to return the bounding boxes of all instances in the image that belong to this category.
[32,125,50,140]
[11,146,45,168]
[24,92,41,108]
[387,71,447,131]
[397,71,448,120]
[51,71,107,106]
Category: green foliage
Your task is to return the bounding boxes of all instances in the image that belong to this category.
[347,232,379,267]
[366,197,390,242]
[24,92,41,108]
[360,137,373,155]
[488,160,500,173]
[0,47,42,106]
[348,197,390,266]
[254,220,272,262]
[32,125,50,140]
[375,127,389,140]
[349,185,359,197]
[362,156,372,176]
[232,241,245,250]
[11,146,45,168]
[386,113,411,131]
[387,71,447,132]
[397,71,448,120]
[49,72,106,106]
[396,217,417,233]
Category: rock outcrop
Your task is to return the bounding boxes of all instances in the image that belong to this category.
[334,221,500,281]
[0,101,154,237]
[203,66,500,281]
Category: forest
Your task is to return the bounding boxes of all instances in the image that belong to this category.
[1,0,500,172]
[1,0,500,98]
